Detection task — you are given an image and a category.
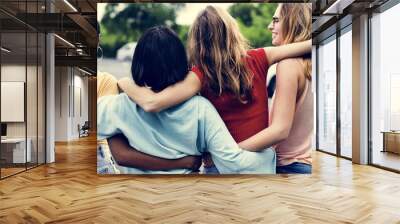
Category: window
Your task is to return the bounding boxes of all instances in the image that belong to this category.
[339,27,352,158]
[370,2,400,171]
[317,36,337,154]
[0,1,46,179]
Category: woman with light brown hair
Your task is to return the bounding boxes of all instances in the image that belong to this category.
[239,3,313,173]
[118,5,312,173]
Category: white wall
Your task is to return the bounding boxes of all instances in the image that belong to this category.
[54,66,69,141]
[70,72,89,139]
[75,71,89,138]
[54,67,89,141]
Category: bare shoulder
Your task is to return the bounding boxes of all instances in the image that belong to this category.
[276,58,303,77]
[277,58,303,70]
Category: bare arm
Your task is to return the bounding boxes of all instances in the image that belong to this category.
[238,59,300,151]
[264,39,311,65]
[118,71,201,112]
[107,134,202,171]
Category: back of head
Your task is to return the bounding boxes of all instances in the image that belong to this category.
[131,26,188,92]
[188,6,253,103]
[279,3,312,80]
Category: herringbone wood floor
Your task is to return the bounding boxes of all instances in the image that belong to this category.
[1,135,400,223]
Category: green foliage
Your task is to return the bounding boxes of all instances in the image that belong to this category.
[100,3,185,57]
[176,25,189,45]
[99,3,277,57]
[229,3,277,48]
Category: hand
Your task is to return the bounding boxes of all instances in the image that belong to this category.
[117,77,136,93]
[118,77,154,95]
[202,153,215,168]
[179,155,202,171]
[117,77,157,109]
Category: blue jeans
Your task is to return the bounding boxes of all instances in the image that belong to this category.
[276,162,312,174]
[203,165,220,174]
[97,144,119,174]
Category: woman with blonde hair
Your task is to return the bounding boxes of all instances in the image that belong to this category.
[117,5,312,173]
[239,3,313,173]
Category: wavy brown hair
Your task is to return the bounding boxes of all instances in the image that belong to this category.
[188,6,253,103]
[279,3,312,80]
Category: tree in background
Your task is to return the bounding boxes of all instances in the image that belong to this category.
[229,3,277,48]
[99,3,276,57]
[100,3,185,57]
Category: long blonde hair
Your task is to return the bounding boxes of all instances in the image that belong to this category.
[188,6,253,103]
[279,3,312,80]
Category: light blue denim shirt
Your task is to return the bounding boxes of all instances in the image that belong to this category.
[97,93,276,174]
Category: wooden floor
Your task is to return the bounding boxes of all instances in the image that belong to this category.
[372,150,400,171]
[1,136,400,223]
[1,167,26,178]
[1,163,44,178]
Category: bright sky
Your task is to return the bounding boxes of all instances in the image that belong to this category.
[97,3,233,25]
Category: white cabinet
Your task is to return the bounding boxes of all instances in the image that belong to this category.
[1,138,31,163]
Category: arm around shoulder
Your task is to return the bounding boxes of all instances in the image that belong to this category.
[264,39,311,65]
[118,71,201,112]
[238,59,300,151]
[271,59,301,138]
